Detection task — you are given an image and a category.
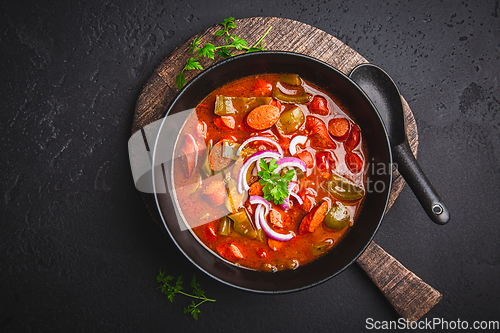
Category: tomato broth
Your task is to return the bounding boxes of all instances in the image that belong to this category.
[172,74,367,272]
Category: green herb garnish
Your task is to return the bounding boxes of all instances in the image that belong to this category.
[175,17,272,90]
[257,158,295,205]
[156,269,216,320]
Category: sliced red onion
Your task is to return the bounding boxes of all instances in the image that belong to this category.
[274,157,307,174]
[251,163,258,177]
[249,195,271,216]
[237,150,282,194]
[236,136,284,157]
[280,197,291,210]
[321,196,333,208]
[253,204,263,230]
[290,192,303,205]
[289,135,308,156]
[280,182,300,210]
[257,204,295,241]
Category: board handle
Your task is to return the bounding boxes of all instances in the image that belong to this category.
[356,242,442,322]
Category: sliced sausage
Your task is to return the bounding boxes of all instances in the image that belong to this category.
[299,201,329,235]
[269,206,291,228]
[248,180,264,196]
[202,179,226,206]
[308,95,329,116]
[246,105,281,130]
[306,116,336,149]
[209,140,233,171]
[328,117,350,141]
[268,238,285,251]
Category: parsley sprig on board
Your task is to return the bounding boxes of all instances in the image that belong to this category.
[156,269,215,320]
[175,17,272,90]
[258,158,295,205]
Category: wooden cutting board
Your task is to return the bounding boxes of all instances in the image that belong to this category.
[131,17,441,322]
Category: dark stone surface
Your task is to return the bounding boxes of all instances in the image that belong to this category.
[1,0,498,331]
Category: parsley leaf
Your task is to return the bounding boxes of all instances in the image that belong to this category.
[175,58,204,90]
[198,43,216,59]
[217,47,232,59]
[175,72,187,90]
[184,301,201,320]
[185,58,203,71]
[175,17,272,89]
[156,269,216,320]
[188,37,202,53]
[220,17,237,31]
[257,158,295,205]
[191,275,205,298]
[229,36,248,50]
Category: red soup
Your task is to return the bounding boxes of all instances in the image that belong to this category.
[173,73,366,272]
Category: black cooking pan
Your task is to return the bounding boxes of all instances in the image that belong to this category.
[152,51,392,293]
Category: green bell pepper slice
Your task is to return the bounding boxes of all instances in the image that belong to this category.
[279,74,302,86]
[224,178,245,214]
[322,173,365,202]
[228,208,256,239]
[214,96,272,115]
[272,85,312,104]
[218,216,231,236]
[275,105,305,135]
[200,139,213,178]
[222,141,241,160]
[324,202,350,229]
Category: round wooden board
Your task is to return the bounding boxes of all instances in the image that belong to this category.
[131,17,418,226]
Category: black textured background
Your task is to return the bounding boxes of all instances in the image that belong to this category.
[1,0,499,332]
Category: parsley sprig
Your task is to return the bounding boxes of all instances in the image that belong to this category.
[175,17,272,90]
[156,269,216,320]
[258,158,295,205]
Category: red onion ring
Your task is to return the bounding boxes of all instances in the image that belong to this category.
[237,150,282,194]
[289,135,307,155]
[256,204,295,241]
[290,192,303,205]
[274,157,307,173]
[280,182,301,210]
[236,136,284,156]
[250,195,271,216]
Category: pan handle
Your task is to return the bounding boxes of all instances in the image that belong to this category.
[393,142,450,225]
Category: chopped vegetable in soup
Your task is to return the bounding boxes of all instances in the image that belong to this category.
[173,74,366,272]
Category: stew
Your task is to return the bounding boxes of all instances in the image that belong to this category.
[173,74,367,272]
